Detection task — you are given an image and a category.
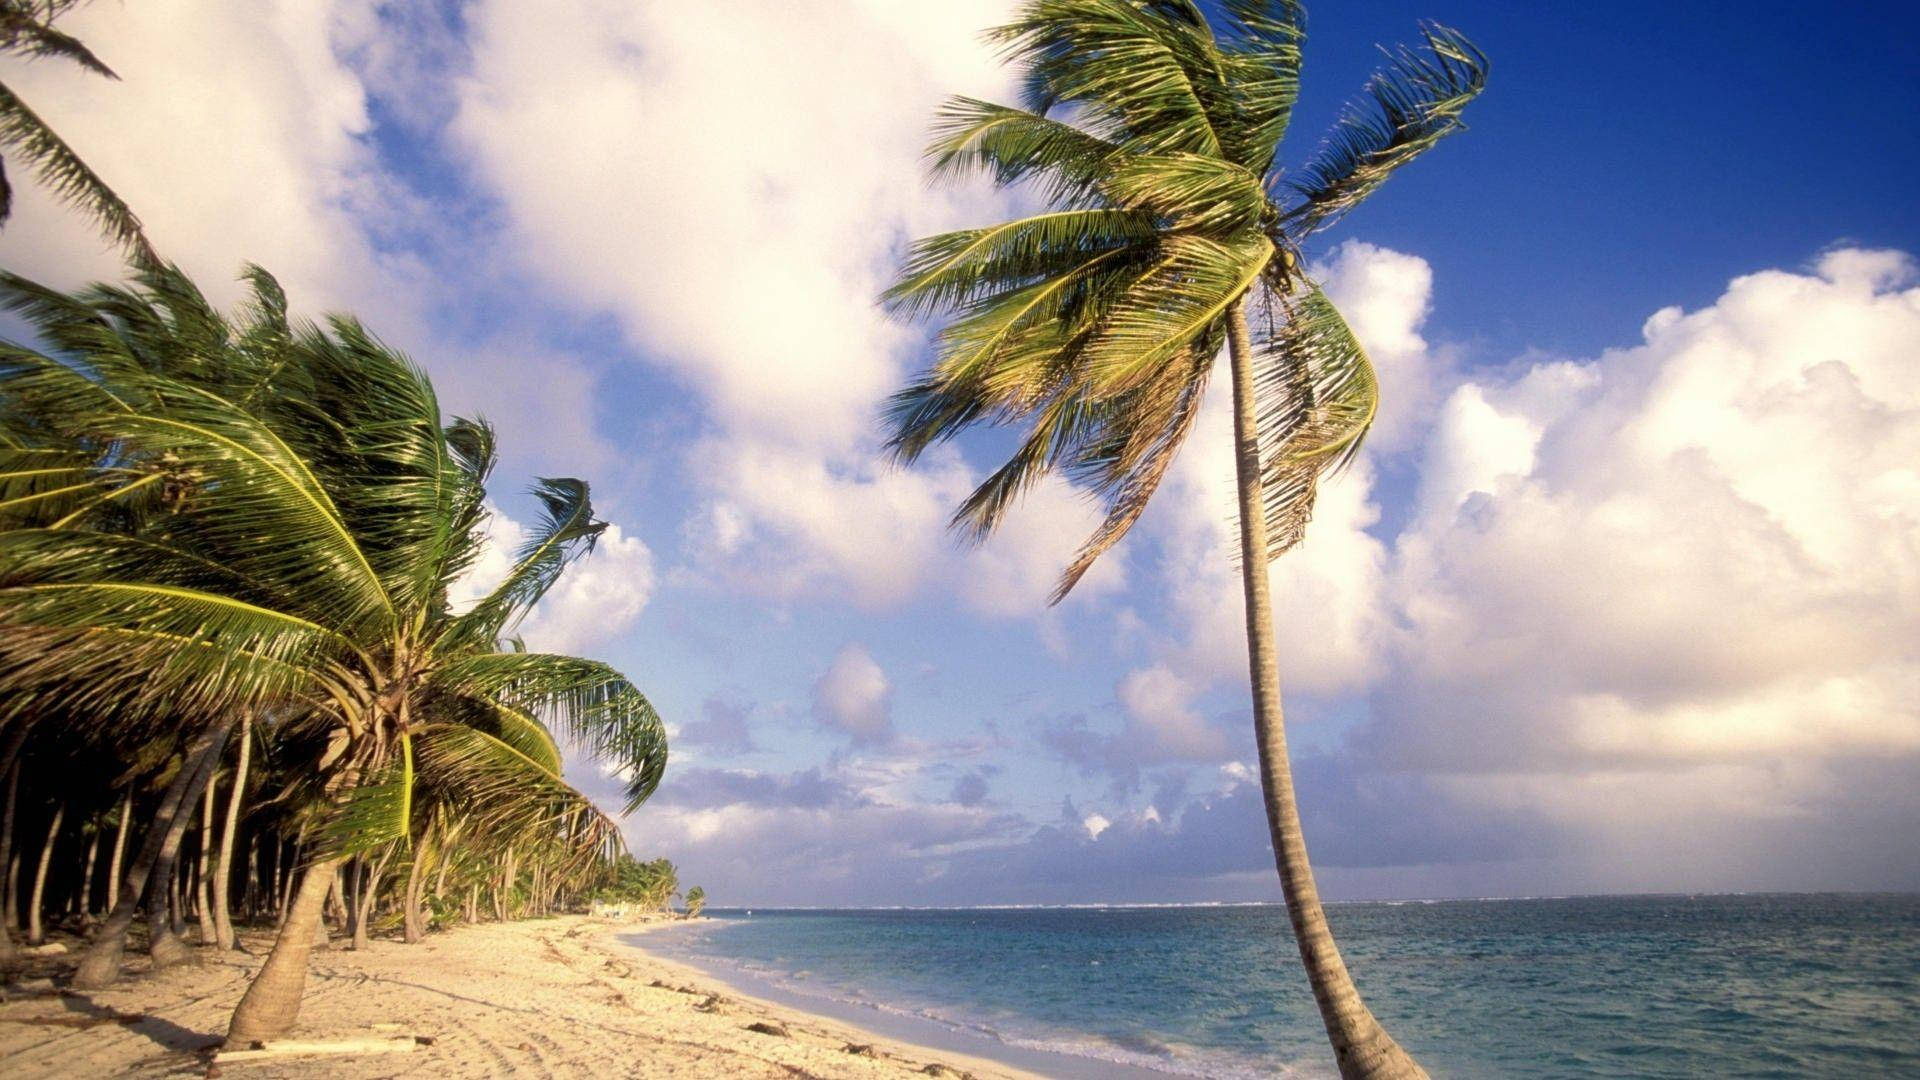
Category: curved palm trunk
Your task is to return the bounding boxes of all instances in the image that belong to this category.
[27,803,63,945]
[147,739,225,969]
[195,781,216,943]
[73,720,231,988]
[78,822,102,917]
[401,845,429,943]
[212,716,251,950]
[1225,302,1426,1080]
[0,724,28,964]
[104,790,131,917]
[224,854,341,1045]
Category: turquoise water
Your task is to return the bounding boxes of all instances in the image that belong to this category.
[640,895,1920,1078]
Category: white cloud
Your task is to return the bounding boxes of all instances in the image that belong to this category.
[451,0,1132,616]
[0,3,618,484]
[1368,248,1920,843]
[0,1,385,307]
[450,505,655,657]
[811,643,894,745]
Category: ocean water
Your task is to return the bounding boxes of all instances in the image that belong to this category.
[635,894,1920,1079]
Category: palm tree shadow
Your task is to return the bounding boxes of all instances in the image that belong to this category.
[50,991,222,1053]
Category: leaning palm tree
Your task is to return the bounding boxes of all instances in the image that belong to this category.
[0,264,665,1041]
[882,3,1484,1076]
[0,1,154,262]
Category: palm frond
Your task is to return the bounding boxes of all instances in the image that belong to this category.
[1081,231,1270,394]
[432,651,666,813]
[0,81,154,262]
[1211,0,1307,171]
[1251,285,1378,557]
[926,96,1130,207]
[1284,23,1487,234]
[883,208,1157,320]
[441,477,603,652]
[991,0,1228,158]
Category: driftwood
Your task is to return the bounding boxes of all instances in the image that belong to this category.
[213,1034,430,1062]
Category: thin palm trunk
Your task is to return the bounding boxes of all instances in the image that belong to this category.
[195,780,216,943]
[212,715,250,949]
[351,850,390,950]
[78,822,101,916]
[402,845,429,943]
[74,719,231,988]
[0,732,24,959]
[224,854,341,1045]
[27,803,62,945]
[105,790,130,917]
[148,737,225,969]
[1226,302,1426,1080]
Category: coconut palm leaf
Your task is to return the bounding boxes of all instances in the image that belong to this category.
[1283,23,1487,234]
[0,83,153,263]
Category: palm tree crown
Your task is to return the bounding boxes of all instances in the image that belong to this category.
[885,0,1484,598]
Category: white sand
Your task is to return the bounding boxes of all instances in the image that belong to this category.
[0,916,1040,1079]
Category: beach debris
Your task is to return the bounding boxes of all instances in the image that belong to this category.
[919,1065,974,1079]
[745,1021,790,1038]
[213,1035,428,1063]
[26,942,68,955]
[603,958,633,978]
[843,1043,878,1057]
[693,993,727,1013]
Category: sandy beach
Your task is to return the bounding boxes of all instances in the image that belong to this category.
[0,917,1039,1079]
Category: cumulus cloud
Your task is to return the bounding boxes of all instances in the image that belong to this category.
[1352,248,1920,882]
[0,3,622,485]
[677,696,758,756]
[451,504,655,656]
[811,643,895,745]
[448,0,1129,617]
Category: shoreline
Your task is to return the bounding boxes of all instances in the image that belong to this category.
[0,915,1043,1078]
[621,919,1178,1080]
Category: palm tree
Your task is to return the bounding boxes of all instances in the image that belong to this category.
[0,264,666,1041]
[683,885,706,918]
[0,1,154,262]
[881,4,1485,1076]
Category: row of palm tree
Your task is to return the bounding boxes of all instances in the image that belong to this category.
[591,854,698,913]
[884,2,1486,1077]
[0,262,669,1042]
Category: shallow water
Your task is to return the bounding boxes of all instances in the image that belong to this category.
[641,894,1920,1078]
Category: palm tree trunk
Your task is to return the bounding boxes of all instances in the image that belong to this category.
[351,850,390,950]
[212,716,250,949]
[224,853,341,1045]
[148,737,226,970]
[73,719,232,988]
[105,790,130,917]
[78,822,102,917]
[1225,301,1426,1080]
[402,846,428,943]
[0,731,25,960]
[195,780,216,943]
[27,804,62,945]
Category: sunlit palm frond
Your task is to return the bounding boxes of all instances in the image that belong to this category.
[1251,285,1378,556]
[1080,231,1270,394]
[1284,23,1487,234]
[0,82,153,263]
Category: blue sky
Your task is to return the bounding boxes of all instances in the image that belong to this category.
[3,1,1917,905]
